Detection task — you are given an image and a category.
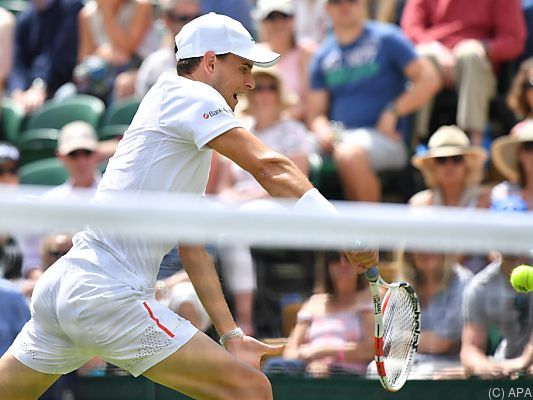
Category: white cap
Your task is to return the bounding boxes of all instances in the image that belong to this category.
[175,13,280,68]
[255,0,294,20]
[58,121,98,156]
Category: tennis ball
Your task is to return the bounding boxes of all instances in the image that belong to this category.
[510,264,533,293]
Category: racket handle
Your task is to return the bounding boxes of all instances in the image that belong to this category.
[365,266,379,282]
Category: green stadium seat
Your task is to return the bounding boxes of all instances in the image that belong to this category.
[17,128,59,165]
[101,98,141,126]
[25,95,105,131]
[0,0,29,15]
[19,157,67,186]
[1,98,24,143]
[98,124,129,140]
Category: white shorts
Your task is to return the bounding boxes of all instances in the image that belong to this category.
[10,259,197,377]
[338,128,408,172]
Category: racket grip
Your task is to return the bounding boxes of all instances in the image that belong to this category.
[365,266,379,282]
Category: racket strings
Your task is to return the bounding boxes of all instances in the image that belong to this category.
[382,287,418,388]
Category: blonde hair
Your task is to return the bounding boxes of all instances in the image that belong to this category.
[396,250,454,294]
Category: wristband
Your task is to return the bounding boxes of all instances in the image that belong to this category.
[219,327,244,347]
[295,188,338,215]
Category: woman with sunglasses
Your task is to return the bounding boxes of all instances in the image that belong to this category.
[491,119,533,211]
[410,126,489,273]
[255,0,315,120]
[410,125,489,208]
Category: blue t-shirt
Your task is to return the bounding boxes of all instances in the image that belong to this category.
[310,22,417,133]
[0,279,30,356]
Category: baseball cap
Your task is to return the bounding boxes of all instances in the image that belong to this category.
[0,142,20,164]
[58,121,98,156]
[255,0,294,20]
[175,13,280,67]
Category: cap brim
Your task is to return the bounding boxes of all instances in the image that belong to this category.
[58,140,98,156]
[233,46,281,68]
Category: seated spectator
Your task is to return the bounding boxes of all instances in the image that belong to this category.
[8,0,84,115]
[0,7,14,134]
[401,0,526,145]
[507,58,533,121]
[491,119,533,211]
[396,251,473,378]
[460,251,533,377]
[76,0,153,101]
[410,126,490,273]
[21,122,101,278]
[135,0,201,98]
[219,66,315,199]
[264,251,374,377]
[410,125,489,208]
[0,278,30,357]
[308,0,439,202]
[255,0,315,120]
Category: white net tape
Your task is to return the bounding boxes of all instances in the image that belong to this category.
[1,184,533,254]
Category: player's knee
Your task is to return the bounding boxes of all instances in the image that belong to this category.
[224,368,272,400]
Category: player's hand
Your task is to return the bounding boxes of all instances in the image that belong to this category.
[224,335,283,370]
[344,248,379,273]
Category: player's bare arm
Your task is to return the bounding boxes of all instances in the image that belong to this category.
[208,126,313,198]
[178,244,281,368]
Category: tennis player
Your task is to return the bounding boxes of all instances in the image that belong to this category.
[0,13,377,400]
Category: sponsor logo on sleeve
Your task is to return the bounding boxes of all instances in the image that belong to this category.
[202,107,233,120]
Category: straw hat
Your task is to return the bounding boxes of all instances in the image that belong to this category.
[412,125,487,170]
[492,119,533,183]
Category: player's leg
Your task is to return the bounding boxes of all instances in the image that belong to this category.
[0,351,60,400]
[143,331,272,400]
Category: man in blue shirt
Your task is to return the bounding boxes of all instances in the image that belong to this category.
[8,0,83,115]
[0,279,30,357]
[308,0,439,202]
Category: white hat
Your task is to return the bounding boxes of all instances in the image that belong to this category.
[175,13,280,67]
[255,0,294,20]
[58,121,98,156]
[0,143,20,163]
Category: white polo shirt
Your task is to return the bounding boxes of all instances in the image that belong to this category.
[67,73,243,290]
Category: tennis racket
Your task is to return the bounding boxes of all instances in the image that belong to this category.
[365,266,421,392]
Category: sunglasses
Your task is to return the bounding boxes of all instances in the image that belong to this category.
[254,83,278,93]
[520,141,533,152]
[328,0,358,5]
[434,155,465,165]
[165,11,200,23]
[264,11,292,21]
[67,149,94,159]
[0,166,18,176]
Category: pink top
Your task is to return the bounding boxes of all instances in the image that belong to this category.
[401,0,526,66]
[298,303,373,374]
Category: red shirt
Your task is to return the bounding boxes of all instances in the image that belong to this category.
[401,0,526,65]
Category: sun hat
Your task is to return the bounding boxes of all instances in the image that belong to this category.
[241,66,297,112]
[255,0,294,20]
[57,121,98,156]
[412,125,487,170]
[175,12,280,67]
[491,119,533,183]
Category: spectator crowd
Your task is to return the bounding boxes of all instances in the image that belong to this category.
[0,0,532,394]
